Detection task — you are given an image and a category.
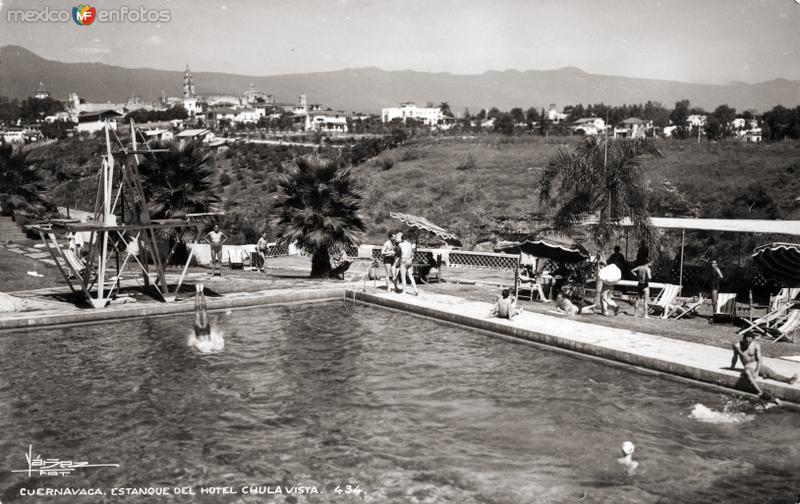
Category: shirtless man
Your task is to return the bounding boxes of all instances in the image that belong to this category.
[256,232,269,273]
[206,225,226,277]
[731,331,797,400]
[381,231,398,292]
[398,233,418,295]
[488,288,524,320]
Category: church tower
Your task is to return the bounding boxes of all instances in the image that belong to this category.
[183,65,196,98]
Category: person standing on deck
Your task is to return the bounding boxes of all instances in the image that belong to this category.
[256,232,270,273]
[631,261,652,319]
[381,231,399,292]
[206,225,227,277]
[398,233,418,296]
[708,260,724,312]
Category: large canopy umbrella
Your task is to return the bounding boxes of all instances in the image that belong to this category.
[495,237,590,263]
[753,242,800,285]
[389,211,458,243]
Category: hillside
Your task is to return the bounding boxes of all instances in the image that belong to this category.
[352,136,800,252]
[2,45,800,112]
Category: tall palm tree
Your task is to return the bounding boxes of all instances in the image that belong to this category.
[138,139,222,242]
[272,155,365,278]
[538,136,663,248]
[0,143,52,217]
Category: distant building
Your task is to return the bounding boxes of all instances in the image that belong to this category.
[613,117,652,139]
[233,108,264,125]
[34,81,50,100]
[305,110,348,132]
[547,104,568,123]
[572,117,605,135]
[76,110,122,133]
[175,128,215,144]
[381,102,443,126]
[686,114,707,128]
[141,128,173,142]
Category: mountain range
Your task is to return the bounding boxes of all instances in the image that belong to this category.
[1,45,798,113]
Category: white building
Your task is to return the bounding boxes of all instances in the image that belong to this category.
[687,114,707,128]
[381,102,443,127]
[572,117,605,135]
[76,110,121,134]
[175,128,215,144]
[547,104,568,123]
[233,108,264,125]
[613,117,652,139]
[305,111,348,132]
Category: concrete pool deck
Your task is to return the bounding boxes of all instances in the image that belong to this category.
[351,288,800,404]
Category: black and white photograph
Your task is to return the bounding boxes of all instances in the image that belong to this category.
[1,0,800,502]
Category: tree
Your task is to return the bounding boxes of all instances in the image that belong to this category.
[493,113,515,135]
[0,144,52,217]
[139,139,222,242]
[486,107,501,119]
[525,107,540,128]
[711,104,736,138]
[509,107,525,124]
[439,102,453,117]
[272,155,365,278]
[538,137,663,248]
[670,99,691,138]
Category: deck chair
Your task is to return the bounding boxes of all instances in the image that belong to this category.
[329,260,353,280]
[63,248,88,281]
[712,293,737,324]
[227,248,244,269]
[764,309,800,343]
[648,284,681,319]
[669,295,707,320]
[738,289,800,335]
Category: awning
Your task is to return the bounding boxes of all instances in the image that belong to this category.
[583,217,800,236]
[752,242,800,285]
[495,237,590,263]
[389,212,458,242]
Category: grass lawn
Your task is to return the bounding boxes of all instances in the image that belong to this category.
[0,245,65,292]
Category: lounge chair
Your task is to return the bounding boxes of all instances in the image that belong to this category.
[738,288,800,335]
[648,284,681,319]
[227,248,244,270]
[669,295,707,320]
[764,309,800,343]
[329,260,352,280]
[63,248,88,282]
[711,292,737,324]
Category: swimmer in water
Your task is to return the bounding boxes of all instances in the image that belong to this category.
[616,441,639,475]
[194,283,211,341]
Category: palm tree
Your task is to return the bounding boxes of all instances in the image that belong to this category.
[0,143,52,217]
[138,139,222,242]
[272,155,365,278]
[538,136,663,248]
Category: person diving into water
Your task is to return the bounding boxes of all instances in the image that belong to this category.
[194,283,211,341]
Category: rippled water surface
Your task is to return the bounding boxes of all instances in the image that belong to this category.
[0,302,799,503]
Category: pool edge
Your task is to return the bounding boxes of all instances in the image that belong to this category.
[349,290,800,406]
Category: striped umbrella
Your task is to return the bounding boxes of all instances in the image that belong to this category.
[389,212,458,242]
[752,242,800,285]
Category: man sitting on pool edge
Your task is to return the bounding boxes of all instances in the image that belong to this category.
[488,288,524,320]
[730,331,798,402]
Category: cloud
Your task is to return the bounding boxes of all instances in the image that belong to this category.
[144,35,163,46]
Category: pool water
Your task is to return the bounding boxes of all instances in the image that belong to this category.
[0,302,799,503]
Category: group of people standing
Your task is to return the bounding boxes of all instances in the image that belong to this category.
[380,231,419,295]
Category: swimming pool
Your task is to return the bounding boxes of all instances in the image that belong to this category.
[0,302,798,502]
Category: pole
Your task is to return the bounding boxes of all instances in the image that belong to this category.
[678,229,686,295]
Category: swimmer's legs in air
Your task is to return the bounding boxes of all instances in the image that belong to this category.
[194,283,210,339]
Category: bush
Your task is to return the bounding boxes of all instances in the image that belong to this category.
[401,148,423,162]
[456,153,477,170]
[379,155,395,171]
[219,173,231,186]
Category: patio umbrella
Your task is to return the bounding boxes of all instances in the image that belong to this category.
[389,212,458,243]
[495,237,590,263]
[753,242,800,285]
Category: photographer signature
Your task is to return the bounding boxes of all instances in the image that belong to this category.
[10,445,119,477]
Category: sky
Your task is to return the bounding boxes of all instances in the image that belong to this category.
[0,0,799,84]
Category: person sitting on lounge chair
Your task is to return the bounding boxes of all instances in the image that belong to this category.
[488,288,524,320]
[329,249,353,280]
[519,264,551,302]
